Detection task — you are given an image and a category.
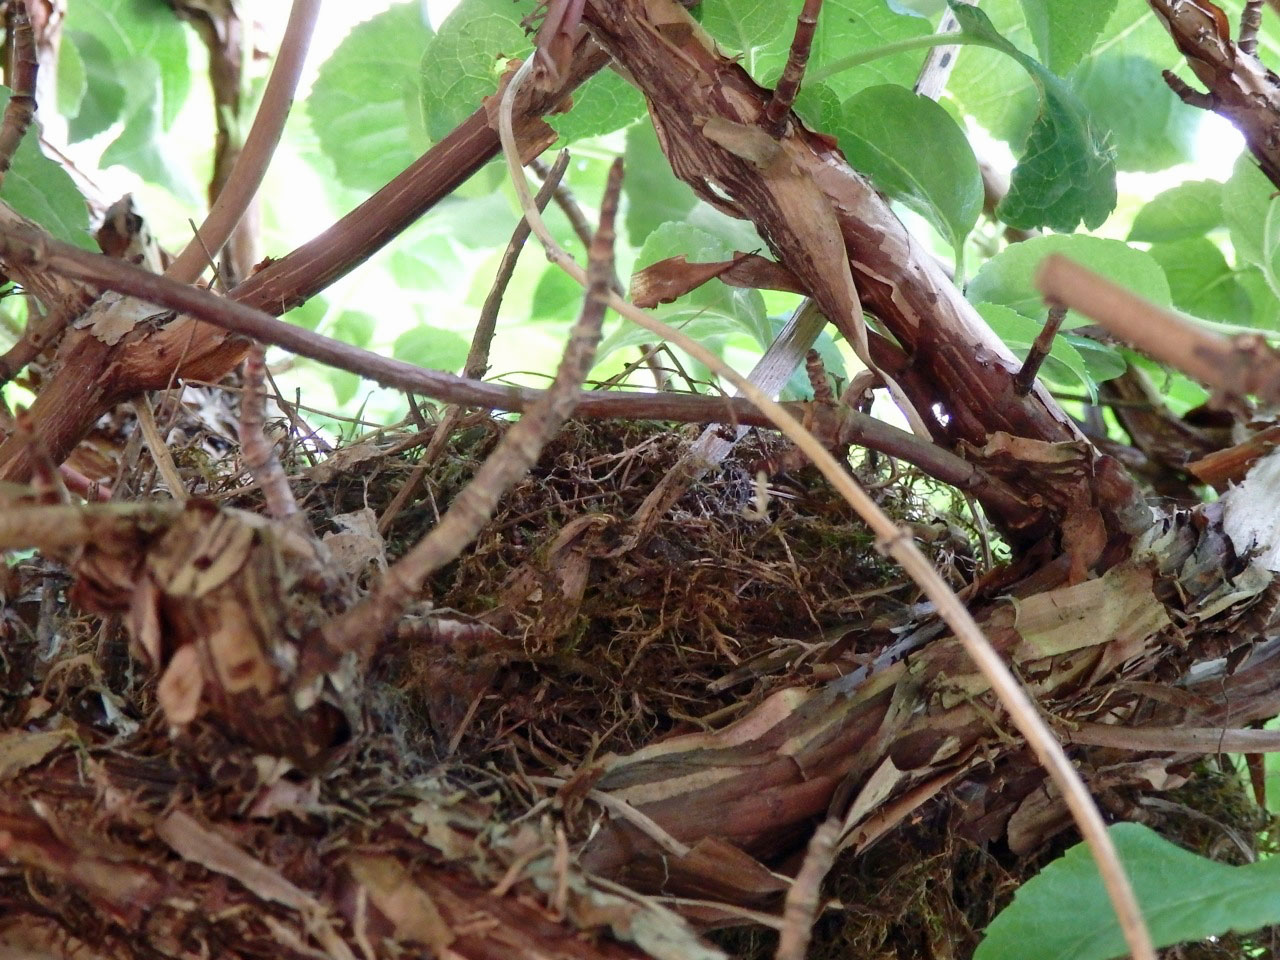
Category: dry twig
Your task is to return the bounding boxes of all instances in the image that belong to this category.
[165,0,319,284]
[1037,254,1280,405]
[378,152,571,533]
[1014,303,1067,396]
[318,158,624,664]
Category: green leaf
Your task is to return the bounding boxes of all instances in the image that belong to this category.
[975,301,1095,396]
[966,234,1170,320]
[948,0,1040,145]
[310,3,433,193]
[950,3,1116,232]
[0,90,91,249]
[1237,267,1280,330]
[598,221,768,363]
[330,311,377,350]
[418,0,530,142]
[977,823,1280,960]
[56,32,87,120]
[1148,238,1252,326]
[64,30,126,143]
[1019,0,1117,73]
[392,325,471,373]
[1128,180,1224,243]
[531,267,584,322]
[1071,54,1200,172]
[953,0,1181,148]
[831,85,982,260]
[622,121,698,246]
[63,0,192,197]
[702,0,932,101]
[1224,153,1280,299]
[549,69,647,143]
[284,297,329,333]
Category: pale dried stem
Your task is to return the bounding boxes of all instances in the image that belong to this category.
[774,817,840,960]
[501,55,1154,960]
[165,0,319,284]
[132,396,187,503]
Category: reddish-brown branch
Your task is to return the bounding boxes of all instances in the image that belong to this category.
[0,1,37,187]
[578,0,1139,546]
[1013,303,1067,395]
[764,0,823,137]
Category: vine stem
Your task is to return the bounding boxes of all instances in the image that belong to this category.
[809,31,996,83]
[499,53,1154,960]
[165,0,320,284]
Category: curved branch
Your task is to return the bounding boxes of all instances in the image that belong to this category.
[165,0,320,284]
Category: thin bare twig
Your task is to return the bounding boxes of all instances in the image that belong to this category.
[0,1,37,188]
[165,0,319,284]
[133,396,187,503]
[1037,254,1280,405]
[765,0,823,137]
[468,151,571,381]
[1066,722,1280,753]
[377,153,571,534]
[1162,69,1215,109]
[500,52,1155,960]
[775,817,840,960]
[317,158,623,664]
[240,342,307,532]
[1014,303,1067,395]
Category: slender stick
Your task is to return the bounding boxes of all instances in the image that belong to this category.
[775,817,841,960]
[467,151,571,381]
[1037,254,1280,404]
[1014,303,1067,396]
[133,396,188,503]
[240,343,307,532]
[500,53,1155,960]
[1066,722,1280,753]
[764,0,823,137]
[378,152,571,533]
[165,0,319,285]
[0,1,37,188]
[319,159,623,663]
